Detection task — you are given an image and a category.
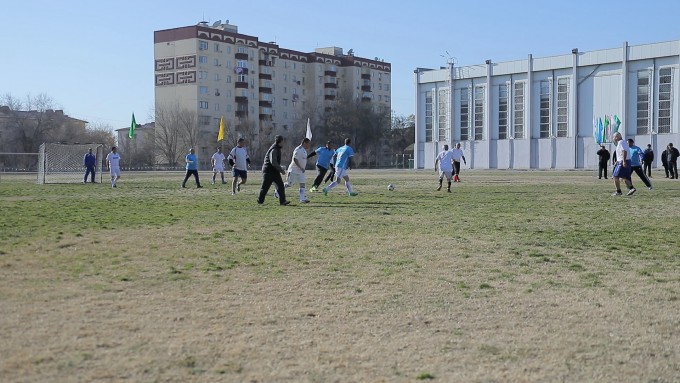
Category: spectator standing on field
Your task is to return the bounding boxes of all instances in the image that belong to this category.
[105,146,121,188]
[596,145,611,179]
[668,143,679,179]
[83,148,96,183]
[434,144,454,192]
[309,141,335,192]
[627,139,652,189]
[661,146,670,178]
[642,144,654,178]
[611,132,636,196]
[323,138,358,196]
[257,135,290,205]
[228,138,251,195]
[182,148,203,188]
[450,143,467,182]
[210,147,226,185]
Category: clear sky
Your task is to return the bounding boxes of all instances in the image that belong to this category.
[1,0,678,131]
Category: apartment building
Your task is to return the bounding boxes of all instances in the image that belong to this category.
[154,21,391,166]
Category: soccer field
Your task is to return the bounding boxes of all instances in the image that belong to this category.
[1,169,679,382]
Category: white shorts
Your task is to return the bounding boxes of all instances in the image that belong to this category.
[110,166,121,177]
[439,169,453,181]
[335,167,349,180]
[213,166,225,173]
[286,172,306,186]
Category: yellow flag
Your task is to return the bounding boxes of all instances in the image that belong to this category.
[217,116,225,141]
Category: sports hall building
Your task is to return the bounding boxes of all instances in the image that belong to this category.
[414,40,680,170]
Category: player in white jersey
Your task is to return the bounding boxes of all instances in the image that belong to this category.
[105,146,121,188]
[276,138,312,203]
[450,143,467,182]
[434,145,455,192]
[228,138,251,195]
[211,147,226,185]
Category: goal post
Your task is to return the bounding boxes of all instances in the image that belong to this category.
[38,143,104,184]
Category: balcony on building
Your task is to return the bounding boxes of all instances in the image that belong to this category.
[259,73,272,80]
[235,52,248,60]
[361,92,373,102]
[324,65,337,77]
[324,89,336,101]
[259,107,273,121]
[235,81,248,89]
[235,96,248,104]
[259,99,273,107]
[361,79,371,91]
[235,110,248,118]
[259,86,272,93]
[324,77,337,88]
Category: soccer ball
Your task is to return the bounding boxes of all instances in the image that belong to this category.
[387,184,396,191]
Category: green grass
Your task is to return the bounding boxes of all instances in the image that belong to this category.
[1,169,680,382]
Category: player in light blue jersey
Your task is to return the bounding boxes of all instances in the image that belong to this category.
[309,141,335,192]
[323,138,358,196]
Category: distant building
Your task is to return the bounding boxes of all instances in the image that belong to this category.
[414,40,680,170]
[153,20,392,164]
[115,122,158,168]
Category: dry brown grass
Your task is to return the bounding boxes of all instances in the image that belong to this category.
[1,170,679,382]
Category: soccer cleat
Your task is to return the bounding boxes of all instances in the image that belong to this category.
[280,201,291,206]
[648,186,653,190]
[300,199,310,203]
[322,188,328,196]
[349,192,358,196]
[447,188,451,193]
[197,185,203,188]
[626,188,636,196]
[309,186,317,192]
[237,183,241,191]
[231,192,236,196]
[436,185,441,191]
[211,181,215,185]
[612,191,622,196]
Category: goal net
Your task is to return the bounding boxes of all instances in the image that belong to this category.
[38,143,104,184]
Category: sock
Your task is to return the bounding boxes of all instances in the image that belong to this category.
[438,179,442,186]
[300,187,306,201]
[345,181,353,194]
[327,181,337,190]
[617,189,622,193]
[447,181,451,189]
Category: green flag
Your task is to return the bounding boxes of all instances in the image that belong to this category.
[613,115,621,132]
[129,113,137,139]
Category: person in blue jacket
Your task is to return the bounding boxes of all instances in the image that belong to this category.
[627,138,652,189]
[182,147,203,188]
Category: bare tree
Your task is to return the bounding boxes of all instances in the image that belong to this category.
[1,93,65,153]
[153,103,181,166]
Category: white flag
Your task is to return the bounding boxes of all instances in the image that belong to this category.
[305,118,312,140]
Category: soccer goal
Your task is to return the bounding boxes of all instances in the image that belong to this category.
[38,143,104,184]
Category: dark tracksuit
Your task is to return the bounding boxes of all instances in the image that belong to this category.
[596,148,610,179]
[669,147,680,179]
[258,143,288,204]
[642,148,654,177]
[83,152,97,183]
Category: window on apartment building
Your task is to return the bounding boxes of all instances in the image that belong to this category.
[378,83,383,90]
[385,96,390,102]
[438,89,449,141]
[250,79,255,88]
[637,70,651,134]
[226,46,231,54]
[556,78,569,137]
[226,104,232,112]
[226,90,232,97]
[293,63,296,70]
[214,43,220,52]
[425,91,433,142]
[539,80,551,138]
[241,89,248,97]
[237,60,247,68]
[513,82,525,139]
[237,74,246,82]
[474,86,484,140]
[199,55,208,64]
[226,75,232,83]
[237,46,247,54]
[199,71,208,79]
[498,84,509,140]
[199,86,208,95]
[301,64,305,73]
[378,95,382,101]
[658,67,673,134]
[378,73,382,81]
[214,73,220,81]
[199,115,211,125]
[284,86,288,94]
[214,58,220,66]
[283,74,288,81]
[283,112,288,119]
[460,88,469,141]
[283,99,288,106]
[199,101,209,109]
[199,41,208,50]
[214,103,220,111]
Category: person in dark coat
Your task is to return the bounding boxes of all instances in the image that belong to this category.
[257,135,290,205]
[662,146,670,178]
[669,143,680,179]
[642,144,654,178]
[596,145,611,179]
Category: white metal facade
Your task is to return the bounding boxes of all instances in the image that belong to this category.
[414,40,680,170]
